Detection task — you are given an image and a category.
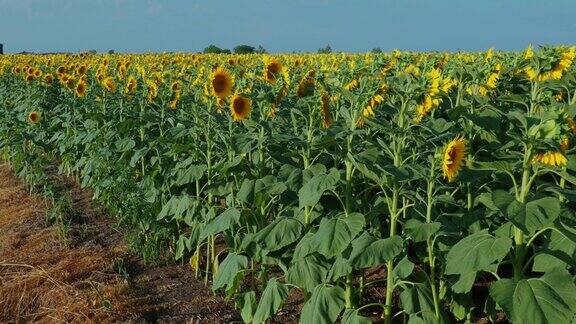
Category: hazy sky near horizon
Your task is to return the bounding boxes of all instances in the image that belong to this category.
[0,0,575,53]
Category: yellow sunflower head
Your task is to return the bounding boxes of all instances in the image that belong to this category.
[103,77,116,93]
[28,111,40,124]
[532,151,567,167]
[442,136,467,182]
[44,74,54,85]
[125,76,137,94]
[263,57,283,83]
[210,67,234,99]
[230,93,252,122]
[75,80,87,97]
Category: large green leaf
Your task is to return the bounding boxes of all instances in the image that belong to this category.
[300,285,345,324]
[533,227,576,272]
[312,213,365,258]
[404,219,441,243]
[253,278,289,323]
[490,270,576,323]
[212,253,247,293]
[298,168,340,208]
[445,230,511,275]
[287,254,329,292]
[341,309,372,324]
[350,235,403,269]
[507,197,561,234]
[236,291,257,323]
[199,207,241,241]
[400,282,435,315]
[253,217,303,252]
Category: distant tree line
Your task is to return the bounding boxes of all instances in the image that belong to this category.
[203,44,267,54]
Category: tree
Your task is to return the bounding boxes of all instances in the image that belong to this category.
[108,49,115,55]
[203,44,231,54]
[233,44,256,54]
[371,47,383,53]
[256,45,267,54]
[318,44,332,54]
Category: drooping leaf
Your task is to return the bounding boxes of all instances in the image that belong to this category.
[341,309,372,324]
[312,213,365,258]
[300,285,345,324]
[199,207,241,241]
[236,291,257,323]
[253,278,289,323]
[212,253,248,293]
[287,254,329,292]
[298,168,340,208]
[404,219,441,242]
[253,217,303,252]
[350,235,403,269]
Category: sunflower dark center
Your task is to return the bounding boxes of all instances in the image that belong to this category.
[212,75,227,92]
[233,99,245,114]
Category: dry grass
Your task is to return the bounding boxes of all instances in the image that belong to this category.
[0,164,126,323]
[0,163,241,323]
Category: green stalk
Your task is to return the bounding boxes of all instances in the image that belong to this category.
[384,100,407,324]
[344,133,355,309]
[425,158,441,320]
[513,148,531,282]
[384,186,399,324]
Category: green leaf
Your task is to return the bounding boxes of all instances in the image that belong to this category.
[341,309,372,324]
[175,163,207,186]
[254,217,303,252]
[300,285,345,324]
[400,282,435,315]
[253,278,289,323]
[491,270,576,323]
[212,253,247,293]
[327,256,353,281]
[451,271,477,294]
[312,213,365,258]
[199,207,240,241]
[350,235,403,269]
[533,227,576,272]
[287,254,329,292]
[404,219,441,242]
[236,291,257,323]
[298,168,340,208]
[392,256,415,280]
[445,230,511,275]
[237,179,255,204]
[507,197,561,234]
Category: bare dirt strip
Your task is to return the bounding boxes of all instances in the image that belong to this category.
[0,163,240,323]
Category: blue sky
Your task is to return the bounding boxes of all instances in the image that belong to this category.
[0,0,574,53]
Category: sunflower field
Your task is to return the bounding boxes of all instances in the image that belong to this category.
[1,46,576,323]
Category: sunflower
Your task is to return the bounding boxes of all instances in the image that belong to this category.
[102,77,116,93]
[28,111,40,124]
[297,70,316,98]
[263,57,282,83]
[442,136,467,182]
[230,94,252,122]
[75,80,87,97]
[44,74,54,85]
[146,80,158,103]
[532,151,567,167]
[210,67,234,99]
[125,76,137,94]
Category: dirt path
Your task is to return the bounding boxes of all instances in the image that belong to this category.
[0,163,240,323]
